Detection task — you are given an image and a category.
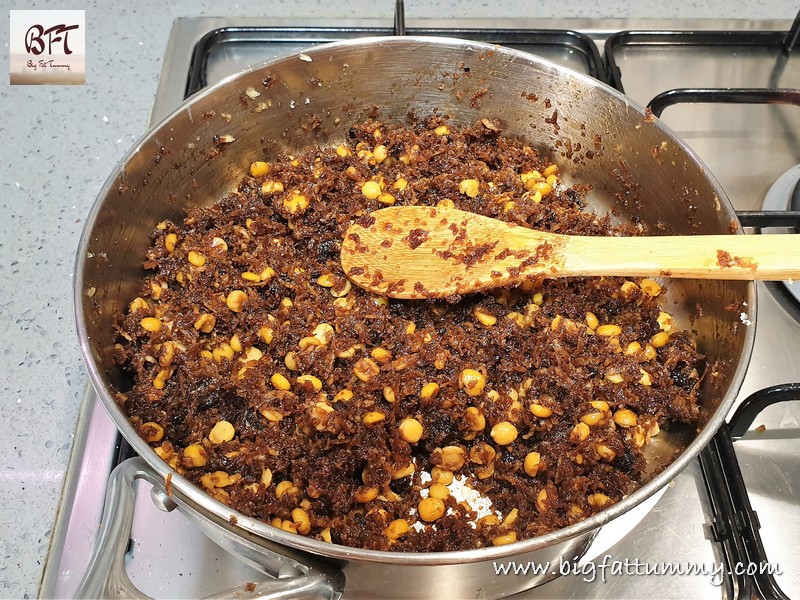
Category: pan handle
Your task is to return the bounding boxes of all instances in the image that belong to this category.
[74,457,343,600]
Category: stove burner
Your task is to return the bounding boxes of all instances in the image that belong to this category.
[761,164,800,305]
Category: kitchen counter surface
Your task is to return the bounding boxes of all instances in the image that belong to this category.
[0,1,796,597]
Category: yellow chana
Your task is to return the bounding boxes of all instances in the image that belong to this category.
[595,443,617,462]
[530,403,553,418]
[437,446,466,471]
[297,374,323,392]
[596,324,622,337]
[571,422,590,442]
[260,468,273,487]
[431,467,454,485]
[391,462,415,480]
[492,532,518,547]
[334,389,354,402]
[543,164,559,177]
[270,373,291,391]
[399,418,423,443]
[316,273,335,287]
[372,144,388,163]
[473,307,497,327]
[275,480,298,499]
[225,289,247,312]
[208,420,235,444]
[420,382,440,402]
[187,250,206,267]
[613,408,638,427]
[624,341,642,355]
[291,508,311,535]
[140,317,162,332]
[429,483,451,502]
[259,325,274,344]
[418,497,445,522]
[261,408,284,422]
[524,451,541,476]
[361,180,382,199]
[371,347,392,363]
[164,233,178,253]
[200,471,236,489]
[261,180,285,194]
[536,489,548,512]
[354,357,380,382]
[580,411,604,427]
[250,161,270,177]
[465,406,486,431]
[355,486,379,503]
[588,493,612,507]
[152,369,171,389]
[140,422,164,443]
[363,411,386,425]
[458,178,480,198]
[385,519,410,540]
[651,331,670,348]
[212,343,234,363]
[284,351,299,371]
[491,421,518,445]
[640,279,661,296]
[183,444,208,467]
[459,368,486,397]
[129,297,149,312]
[283,191,309,214]
[194,313,216,333]
[531,181,553,196]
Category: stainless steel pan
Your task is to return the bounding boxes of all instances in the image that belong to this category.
[74,36,754,599]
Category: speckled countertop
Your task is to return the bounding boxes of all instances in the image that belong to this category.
[0,1,795,597]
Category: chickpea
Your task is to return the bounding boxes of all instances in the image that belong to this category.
[459,369,486,397]
[524,452,541,476]
[490,421,518,445]
[399,418,423,443]
[418,497,445,522]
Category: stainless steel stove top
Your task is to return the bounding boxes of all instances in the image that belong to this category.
[41,15,800,599]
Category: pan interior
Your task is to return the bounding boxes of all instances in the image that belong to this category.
[76,36,753,559]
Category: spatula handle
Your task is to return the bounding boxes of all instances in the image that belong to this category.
[561,233,800,280]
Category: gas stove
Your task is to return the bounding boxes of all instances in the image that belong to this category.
[41,10,800,599]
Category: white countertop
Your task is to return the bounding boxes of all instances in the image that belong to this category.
[0,1,796,597]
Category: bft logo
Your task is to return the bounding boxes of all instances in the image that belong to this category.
[25,23,80,56]
[10,10,86,85]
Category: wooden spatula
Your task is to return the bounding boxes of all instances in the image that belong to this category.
[340,206,800,299]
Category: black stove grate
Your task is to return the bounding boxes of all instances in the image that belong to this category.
[700,384,800,600]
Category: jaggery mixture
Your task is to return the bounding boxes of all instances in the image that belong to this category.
[114,117,703,552]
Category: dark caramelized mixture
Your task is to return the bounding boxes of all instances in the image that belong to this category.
[114,117,703,552]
